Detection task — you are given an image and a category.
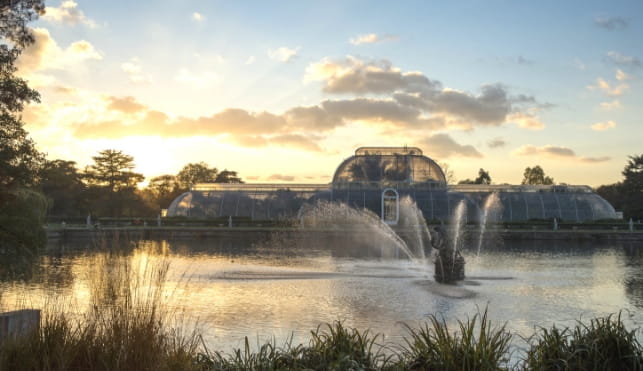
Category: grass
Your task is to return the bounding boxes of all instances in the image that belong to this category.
[1,238,641,370]
[398,308,512,370]
[523,312,643,371]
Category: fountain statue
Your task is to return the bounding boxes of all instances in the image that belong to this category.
[431,224,465,283]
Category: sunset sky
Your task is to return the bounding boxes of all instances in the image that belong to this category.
[18,0,643,186]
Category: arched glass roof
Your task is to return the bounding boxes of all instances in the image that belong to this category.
[332,147,446,186]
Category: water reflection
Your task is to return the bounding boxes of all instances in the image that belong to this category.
[623,244,643,309]
[0,234,641,352]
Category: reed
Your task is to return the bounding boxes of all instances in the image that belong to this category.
[0,238,204,371]
[523,312,643,371]
[398,308,512,370]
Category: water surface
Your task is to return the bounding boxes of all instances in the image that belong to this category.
[1,235,641,353]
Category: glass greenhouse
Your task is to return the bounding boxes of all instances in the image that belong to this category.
[167,147,618,223]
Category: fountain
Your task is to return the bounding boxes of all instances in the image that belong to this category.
[298,201,417,262]
[396,196,431,260]
[432,200,466,283]
[476,192,503,256]
[298,197,489,284]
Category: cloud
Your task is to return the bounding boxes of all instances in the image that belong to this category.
[245,56,256,65]
[47,56,550,152]
[349,33,398,45]
[512,145,610,163]
[588,77,628,97]
[514,145,574,157]
[507,112,545,130]
[594,16,628,30]
[175,68,220,87]
[42,0,97,28]
[606,51,642,68]
[599,100,622,110]
[107,96,146,114]
[487,137,507,148]
[419,134,482,158]
[267,174,296,181]
[591,120,617,131]
[268,47,299,62]
[516,56,534,65]
[121,58,151,84]
[306,57,439,94]
[192,12,204,21]
[322,98,421,125]
[615,69,631,81]
[17,28,101,74]
[306,57,526,127]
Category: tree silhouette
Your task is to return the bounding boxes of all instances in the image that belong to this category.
[39,160,87,216]
[176,162,217,190]
[521,165,554,185]
[84,150,144,217]
[0,0,46,251]
[215,169,244,183]
[598,154,643,220]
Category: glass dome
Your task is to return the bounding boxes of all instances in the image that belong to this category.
[165,147,618,222]
[332,147,446,187]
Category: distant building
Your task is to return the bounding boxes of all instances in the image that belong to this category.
[167,147,617,223]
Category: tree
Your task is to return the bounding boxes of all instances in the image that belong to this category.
[215,169,244,184]
[176,162,218,190]
[0,0,46,251]
[84,150,145,217]
[438,162,456,184]
[475,168,491,185]
[458,168,491,185]
[622,154,643,193]
[598,154,643,220]
[145,174,182,211]
[39,159,87,217]
[0,0,45,204]
[521,165,554,185]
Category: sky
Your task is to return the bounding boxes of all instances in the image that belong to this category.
[17,0,643,186]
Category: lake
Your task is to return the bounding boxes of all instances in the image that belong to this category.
[1,232,642,354]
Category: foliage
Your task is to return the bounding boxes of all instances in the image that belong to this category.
[143,174,183,212]
[459,168,492,185]
[207,321,390,370]
[0,188,46,252]
[83,150,146,217]
[0,243,203,370]
[0,0,45,48]
[523,312,643,370]
[521,165,554,185]
[597,154,643,220]
[176,162,218,190]
[621,154,643,220]
[39,159,87,216]
[0,0,45,205]
[0,1,47,252]
[215,169,244,184]
[400,308,511,370]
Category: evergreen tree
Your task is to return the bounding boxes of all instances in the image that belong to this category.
[84,150,145,217]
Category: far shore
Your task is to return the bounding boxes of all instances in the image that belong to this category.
[45,225,643,243]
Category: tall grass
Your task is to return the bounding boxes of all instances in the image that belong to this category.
[0,238,204,371]
[205,321,392,370]
[523,312,643,370]
[399,308,511,370]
